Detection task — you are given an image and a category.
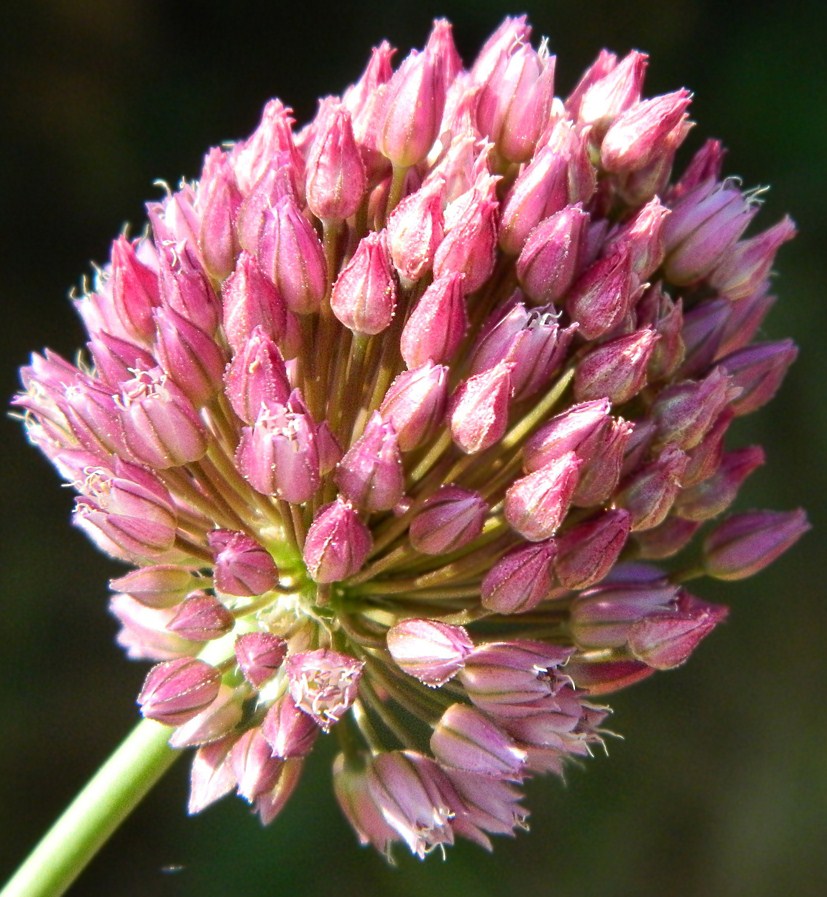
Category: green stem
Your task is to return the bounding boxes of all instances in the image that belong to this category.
[1,719,178,897]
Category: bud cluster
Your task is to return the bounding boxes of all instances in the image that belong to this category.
[15,16,807,858]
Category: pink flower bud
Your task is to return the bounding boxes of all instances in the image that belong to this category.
[678,297,730,378]
[633,515,700,560]
[616,443,688,531]
[169,685,244,750]
[605,196,670,280]
[258,195,327,314]
[61,380,128,458]
[555,509,632,590]
[702,509,810,581]
[110,565,200,609]
[572,416,634,507]
[234,632,287,687]
[674,446,765,521]
[232,98,303,196]
[565,245,634,340]
[188,736,238,815]
[197,148,242,280]
[516,205,589,305]
[669,138,726,200]
[331,231,398,335]
[118,367,208,468]
[431,704,526,778]
[716,288,776,359]
[409,486,488,555]
[379,362,449,451]
[87,332,156,390]
[286,648,364,731]
[573,328,658,405]
[303,498,372,583]
[167,592,234,641]
[224,327,291,425]
[637,284,685,382]
[157,240,220,335]
[565,656,655,695]
[481,540,558,614]
[651,367,737,451]
[387,618,474,686]
[221,251,287,354]
[209,530,279,596]
[523,399,611,473]
[400,272,468,368]
[306,101,367,221]
[262,693,320,758]
[601,89,691,174]
[109,236,161,343]
[154,305,226,407]
[138,657,221,726]
[710,216,796,301]
[573,50,647,132]
[335,412,404,512]
[333,754,398,854]
[110,594,199,661]
[231,727,285,802]
[504,452,581,542]
[715,340,798,416]
[387,175,445,283]
[445,769,528,848]
[449,361,513,454]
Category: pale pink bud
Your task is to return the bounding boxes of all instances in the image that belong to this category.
[565,656,655,695]
[330,231,398,335]
[523,399,611,473]
[616,444,689,531]
[565,245,634,340]
[286,648,364,731]
[303,498,372,583]
[333,754,398,854]
[154,305,225,407]
[316,421,343,475]
[335,412,404,512]
[470,16,532,86]
[387,175,445,282]
[379,362,449,451]
[409,486,488,555]
[232,98,303,196]
[188,736,238,815]
[445,769,528,848]
[138,657,221,726]
[221,251,287,354]
[109,236,161,343]
[110,593,199,661]
[605,196,670,280]
[61,381,128,458]
[601,89,691,173]
[652,367,737,451]
[387,618,474,687]
[449,361,513,454]
[231,727,284,802]
[254,756,304,825]
[234,633,287,688]
[663,179,758,285]
[574,50,647,131]
[87,332,156,390]
[110,565,200,609]
[433,180,499,292]
[476,39,555,163]
[258,195,327,314]
[167,592,234,641]
[236,156,298,253]
[118,367,207,468]
[224,327,291,425]
[480,540,558,614]
[400,272,468,368]
[236,400,320,502]
[262,693,319,758]
[459,640,572,718]
[628,592,728,669]
[504,452,581,542]
[702,509,810,580]
[197,147,242,280]
[169,684,244,749]
[431,704,526,778]
[148,185,200,248]
[573,328,658,405]
[715,340,798,416]
[710,215,796,301]
[516,204,589,305]
[209,530,278,596]
[555,509,632,590]
[157,240,220,335]
[572,417,634,507]
[306,101,366,221]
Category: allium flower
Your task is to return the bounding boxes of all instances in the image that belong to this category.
[14,15,808,862]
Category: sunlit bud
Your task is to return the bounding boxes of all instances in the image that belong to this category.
[335,412,404,512]
[481,540,558,614]
[702,509,810,580]
[715,340,798,416]
[333,755,398,854]
[234,633,287,688]
[681,408,733,487]
[409,486,488,555]
[387,175,445,283]
[286,648,364,730]
[87,332,156,390]
[61,380,128,458]
[107,236,162,343]
[505,451,582,542]
[157,240,220,335]
[109,593,200,661]
[109,565,200,610]
[262,693,319,758]
[231,98,304,196]
[616,444,688,531]
[209,530,278,596]
[668,138,726,201]
[606,196,670,279]
[188,736,238,815]
[306,101,366,221]
[431,704,526,778]
[449,361,513,454]
[564,656,655,695]
[231,727,284,802]
[379,362,449,451]
[470,16,532,85]
[197,148,242,280]
[224,327,291,425]
[574,50,647,132]
[154,305,225,407]
[573,329,658,405]
[331,230,397,335]
[554,509,632,590]
[138,657,221,726]
[303,498,372,583]
[387,618,474,686]
[516,204,589,305]
[565,245,634,340]
[400,272,468,368]
[221,251,287,354]
[572,416,634,506]
[167,592,234,642]
[523,399,611,473]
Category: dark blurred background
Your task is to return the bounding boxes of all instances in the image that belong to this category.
[2,1,825,895]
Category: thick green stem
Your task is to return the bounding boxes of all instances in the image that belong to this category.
[1,719,178,897]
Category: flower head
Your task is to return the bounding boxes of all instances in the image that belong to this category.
[15,17,806,859]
